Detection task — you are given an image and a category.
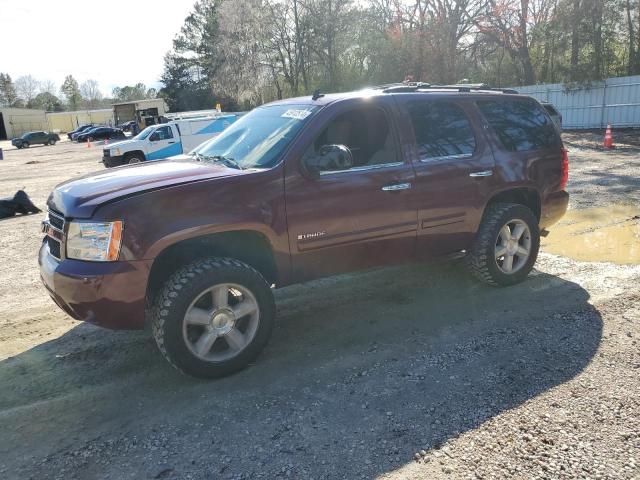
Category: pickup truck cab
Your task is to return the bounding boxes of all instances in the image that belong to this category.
[102,115,239,167]
[40,84,569,378]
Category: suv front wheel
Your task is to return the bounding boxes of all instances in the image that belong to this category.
[466,203,540,286]
[151,257,275,378]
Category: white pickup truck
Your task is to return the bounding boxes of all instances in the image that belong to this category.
[102,115,238,167]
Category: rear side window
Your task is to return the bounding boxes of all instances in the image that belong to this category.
[407,101,476,160]
[477,99,558,151]
[156,126,174,140]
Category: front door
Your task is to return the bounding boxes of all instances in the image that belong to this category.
[394,96,496,257]
[147,125,181,160]
[284,98,418,282]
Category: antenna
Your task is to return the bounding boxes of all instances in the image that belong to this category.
[312,89,324,101]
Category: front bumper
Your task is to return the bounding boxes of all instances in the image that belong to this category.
[102,154,125,168]
[540,190,569,229]
[38,240,151,330]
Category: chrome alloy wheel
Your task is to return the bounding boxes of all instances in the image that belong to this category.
[494,219,532,274]
[182,283,260,362]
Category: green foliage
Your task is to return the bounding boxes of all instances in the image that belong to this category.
[158,0,640,108]
[112,83,155,102]
[32,92,64,111]
[0,73,19,107]
[61,75,82,110]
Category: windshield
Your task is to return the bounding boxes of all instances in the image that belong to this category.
[196,104,318,169]
[134,126,155,141]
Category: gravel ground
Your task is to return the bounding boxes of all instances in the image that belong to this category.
[0,132,638,479]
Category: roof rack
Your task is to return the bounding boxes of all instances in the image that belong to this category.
[377,82,517,94]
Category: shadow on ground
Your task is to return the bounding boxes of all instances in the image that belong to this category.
[0,260,601,479]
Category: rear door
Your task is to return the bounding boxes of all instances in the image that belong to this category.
[34,131,47,144]
[284,97,418,281]
[394,95,496,257]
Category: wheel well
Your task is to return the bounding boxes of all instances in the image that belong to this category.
[124,150,145,160]
[486,188,541,220]
[146,231,278,304]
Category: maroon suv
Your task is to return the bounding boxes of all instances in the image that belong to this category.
[39,84,569,378]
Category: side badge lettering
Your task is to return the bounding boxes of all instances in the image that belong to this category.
[297,231,327,241]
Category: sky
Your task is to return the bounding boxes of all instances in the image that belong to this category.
[0,0,197,96]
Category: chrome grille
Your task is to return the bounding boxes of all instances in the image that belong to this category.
[45,208,65,259]
[103,148,110,157]
[48,209,65,230]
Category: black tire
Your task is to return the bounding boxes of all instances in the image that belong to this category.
[49,139,57,146]
[466,202,540,287]
[151,257,275,378]
[22,141,29,148]
[124,152,143,164]
[16,144,23,149]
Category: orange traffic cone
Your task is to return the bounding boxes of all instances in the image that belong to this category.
[603,124,613,149]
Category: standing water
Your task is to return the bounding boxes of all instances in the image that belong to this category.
[541,205,640,265]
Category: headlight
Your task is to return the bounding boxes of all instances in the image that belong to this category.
[112,148,121,156]
[66,221,123,261]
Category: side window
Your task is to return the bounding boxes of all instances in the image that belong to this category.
[303,106,398,174]
[155,126,173,140]
[477,99,558,152]
[407,101,476,160]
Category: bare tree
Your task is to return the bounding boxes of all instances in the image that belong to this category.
[15,75,41,108]
[476,0,538,84]
[40,80,58,96]
[80,79,103,108]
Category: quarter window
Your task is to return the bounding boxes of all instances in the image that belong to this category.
[477,99,558,151]
[407,101,476,160]
[156,126,173,140]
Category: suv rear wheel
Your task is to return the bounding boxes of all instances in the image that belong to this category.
[466,202,540,286]
[151,257,275,378]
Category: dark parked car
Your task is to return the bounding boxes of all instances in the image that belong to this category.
[40,84,569,378]
[75,127,125,143]
[12,131,60,149]
[67,124,95,140]
[117,121,137,132]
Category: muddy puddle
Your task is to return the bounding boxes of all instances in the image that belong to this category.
[542,205,640,264]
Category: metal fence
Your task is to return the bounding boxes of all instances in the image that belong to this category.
[514,75,640,129]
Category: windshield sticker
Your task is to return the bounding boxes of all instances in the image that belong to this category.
[281,109,313,120]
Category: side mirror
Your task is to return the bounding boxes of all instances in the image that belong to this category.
[301,144,354,179]
[149,132,160,142]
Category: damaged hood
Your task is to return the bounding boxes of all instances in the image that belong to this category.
[48,160,242,218]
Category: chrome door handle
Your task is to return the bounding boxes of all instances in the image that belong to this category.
[469,170,493,177]
[382,182,412,191]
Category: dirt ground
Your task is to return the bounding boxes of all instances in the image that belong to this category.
[0,131,638,480]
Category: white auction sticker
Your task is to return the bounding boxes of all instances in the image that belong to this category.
[281,109,313,120]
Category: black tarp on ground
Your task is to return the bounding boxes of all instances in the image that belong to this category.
[0,190,41,219]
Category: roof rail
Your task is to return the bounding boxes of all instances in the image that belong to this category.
[378,82,431,93]
[377,82,517,94]
[435,83,518,94]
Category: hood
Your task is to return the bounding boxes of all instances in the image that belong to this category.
[105,138,135,150]
[48,160,242,218]
[167,153,192,161]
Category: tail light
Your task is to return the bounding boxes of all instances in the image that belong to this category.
[560,148,569,190]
